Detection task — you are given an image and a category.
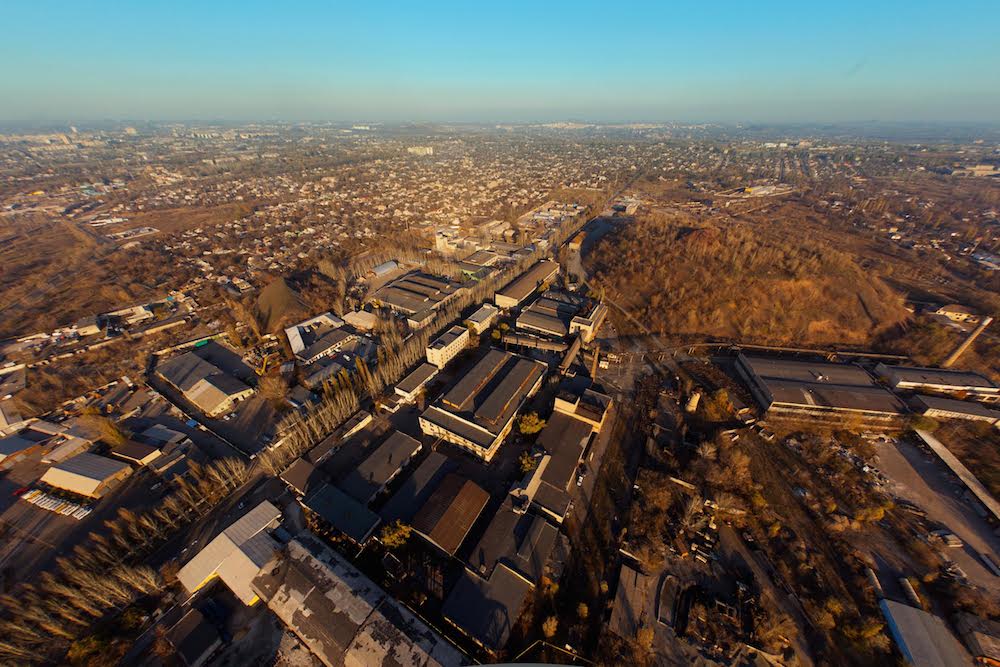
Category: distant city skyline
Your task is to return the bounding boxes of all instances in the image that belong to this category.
[3,0,999,123]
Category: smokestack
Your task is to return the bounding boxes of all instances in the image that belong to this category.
[942,316,993,368]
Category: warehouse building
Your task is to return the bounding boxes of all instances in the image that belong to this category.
[425,325,470,369]
[442,564,532,655]
[913,395,1000,425]
[464,302,499,335]
[380,452,456,524]
[110,440,162,466]
[371,272,461,316]
[495,261,559,310]
[419,349,546,461]
[176,501,282,606]
[879,599,972,667]
[412,473,489,556]
[0,422,63,470]
[39,452,132,498]
[468,496,560,584]
[279,458,326,498]
[158,352,254,417]
[516,290,588,339]
[252,534,464,667]
[337,430,422,505]
[284,312,352,365]
[301,483,381,547]
[285,313,344,364]
[875,363,999,403]
[737,354,907,422]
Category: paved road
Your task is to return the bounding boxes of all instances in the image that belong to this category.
[876,438,1000,593]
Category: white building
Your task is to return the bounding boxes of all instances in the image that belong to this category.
[465,303,499,335]
[426,326,470,369]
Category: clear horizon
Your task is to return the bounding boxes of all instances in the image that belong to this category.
[3,0,999,124]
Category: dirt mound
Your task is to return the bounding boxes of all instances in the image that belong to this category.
[256,277,307,332]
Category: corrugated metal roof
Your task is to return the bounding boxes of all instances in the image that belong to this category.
[51,452,130,480]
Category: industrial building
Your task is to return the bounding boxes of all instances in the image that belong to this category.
[552,378,612,433]
[442,563,533,654]
[283,312,355,365]
[468,496,560,584]
[419,349,546,461]
[157,351,254,417]
[337,430,422,504]
[39,452,132,498]
[412,473,489,556]
[371,272,461,317]
[301,483,381,547]
[513,289,607,344]
[425,325,469,369]
[494,260,559,309]
[569,301,609,343]
[394,362,439,403]
[176,500,282,605]
[166,609,222,667]
[0,421,63,470]
[516,290,588,338]
[464,302,499,335]
[875,363,999,403]
[110,440,162,466]
[511,411,594,523]
[379,452,456,524]
[736,354,907,422]
[879,599,972,667]
[279,458,326,497]
[913,395,1000,425]
[252,534,464,667]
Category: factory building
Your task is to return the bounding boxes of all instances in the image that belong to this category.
[494,261,559,310]
[737,354,907,422]
[39,452,132,498]
[875,363,999,403]
[419,349,546,462]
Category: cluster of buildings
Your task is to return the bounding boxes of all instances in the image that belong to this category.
[371,271,464,329]
[282,311,378,389]
[174,501,465,667]
[736,353,1000,427]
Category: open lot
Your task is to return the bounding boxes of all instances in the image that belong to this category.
[876,438,1000,593]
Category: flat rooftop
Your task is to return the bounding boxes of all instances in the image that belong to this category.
[302,484,381,545]
[253,534,464,667]
[396,363,439,395]
[429,325,466,351]
[740,354,907,415]
[882,364,998,389]
[442,563,532,652]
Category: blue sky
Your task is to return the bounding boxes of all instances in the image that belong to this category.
[2,0,998,123]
